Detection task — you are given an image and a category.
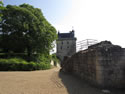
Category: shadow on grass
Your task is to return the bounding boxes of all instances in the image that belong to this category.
[58,71,125,94]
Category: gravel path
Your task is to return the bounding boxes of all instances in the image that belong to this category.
[0,68,124,94]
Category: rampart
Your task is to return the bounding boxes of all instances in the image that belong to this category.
[61,41,125,88]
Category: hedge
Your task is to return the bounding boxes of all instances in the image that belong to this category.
[0,53,38,62]
[0,58,51,71]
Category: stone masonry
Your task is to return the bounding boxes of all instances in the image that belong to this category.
[56,30,76,61]
[61,41,125,88]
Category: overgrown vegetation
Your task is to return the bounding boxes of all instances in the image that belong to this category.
[51,53,59,62]
[0,4,57,60]
[0,3,57,71]
[0,1,4,21]
[0,58,51,71]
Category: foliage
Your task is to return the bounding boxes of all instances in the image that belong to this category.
[51,53,59,62]
[0,58,51,71]
[0,1,4,9]
[0,3,56,70]
[0,1,5,21]
[38,54,52,63]
[0,53,29,60]
[51,53,60,66]
[0,4,57,60]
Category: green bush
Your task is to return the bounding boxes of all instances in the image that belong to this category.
[0,53,38,62]
[0,58,51,71]
[51,53,60,66]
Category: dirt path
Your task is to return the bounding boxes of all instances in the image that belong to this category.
[0,68,124,94]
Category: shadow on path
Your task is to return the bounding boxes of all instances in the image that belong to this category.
[59,71,125,94]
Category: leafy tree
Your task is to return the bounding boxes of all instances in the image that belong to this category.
[0,1,4,52]
[0,1,4,21]
[1,4,57,60]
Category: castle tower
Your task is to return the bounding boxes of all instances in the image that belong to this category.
[56,30,77,61]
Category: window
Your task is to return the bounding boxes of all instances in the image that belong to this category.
[62,41,63,44]
[67,41,69,44]
[60,46,62,49]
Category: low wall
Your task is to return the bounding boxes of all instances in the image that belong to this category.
[61,41,125,88]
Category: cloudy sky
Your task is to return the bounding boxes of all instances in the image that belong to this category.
[3,0,125,47]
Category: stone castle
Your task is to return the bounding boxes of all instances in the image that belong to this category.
[56,30,77,61]
[56,30,125,88]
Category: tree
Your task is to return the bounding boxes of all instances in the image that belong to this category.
[0,1,4,52]
[1,4,57,60]
[0,1,4,21]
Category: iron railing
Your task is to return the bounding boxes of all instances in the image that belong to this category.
[76,39,98,52]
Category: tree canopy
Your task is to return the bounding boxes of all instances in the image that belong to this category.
[0,4,57,60]
[0,1,4,21]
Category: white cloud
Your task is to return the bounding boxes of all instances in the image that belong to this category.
[54,0,125,47]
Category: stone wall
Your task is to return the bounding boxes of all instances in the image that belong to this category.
[61,41,125,88]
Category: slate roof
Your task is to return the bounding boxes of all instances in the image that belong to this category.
[58,30,75,38]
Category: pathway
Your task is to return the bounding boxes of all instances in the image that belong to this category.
[0,68,124,94]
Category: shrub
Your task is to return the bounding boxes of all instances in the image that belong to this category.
[0,58,51,71]
[0,53,38,62]
[51,53,60,66]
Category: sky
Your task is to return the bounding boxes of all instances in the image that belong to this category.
[3,0,125,47]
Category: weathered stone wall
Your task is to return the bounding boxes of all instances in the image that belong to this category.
[61,41,125,88]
